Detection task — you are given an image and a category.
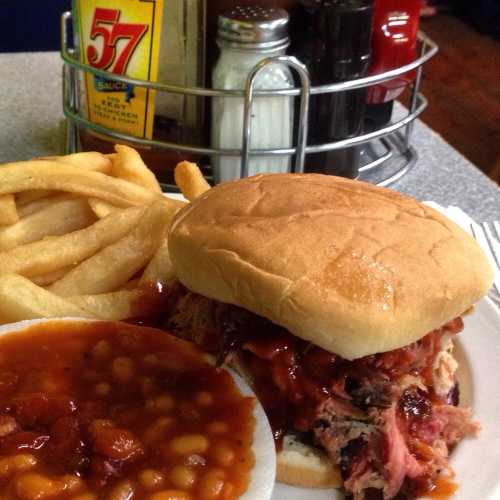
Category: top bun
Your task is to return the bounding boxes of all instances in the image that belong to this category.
[169,174,493,360]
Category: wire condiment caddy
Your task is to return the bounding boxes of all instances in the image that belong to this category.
[60,11,438,190]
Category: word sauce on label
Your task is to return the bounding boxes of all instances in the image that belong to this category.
[77,0,164,139]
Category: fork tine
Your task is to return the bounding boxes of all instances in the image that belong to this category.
[482,222,500,270]
[493,220,500,240]
[479,222,500,297]
[471,223,500,297]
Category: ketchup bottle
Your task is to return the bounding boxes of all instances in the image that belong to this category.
[365,0,421,130]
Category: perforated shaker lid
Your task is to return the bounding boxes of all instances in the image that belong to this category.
[217,5,290,50]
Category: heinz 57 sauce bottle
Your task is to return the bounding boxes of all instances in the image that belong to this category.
[72,0,206,188]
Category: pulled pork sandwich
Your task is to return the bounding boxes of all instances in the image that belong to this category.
[165,174,493,499]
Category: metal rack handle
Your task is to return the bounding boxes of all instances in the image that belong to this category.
[241,56,310,177]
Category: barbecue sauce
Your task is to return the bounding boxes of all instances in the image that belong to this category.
[407,475,458,499]
[427,477,458,498]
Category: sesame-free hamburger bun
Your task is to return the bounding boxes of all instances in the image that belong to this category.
[169,174,493,360]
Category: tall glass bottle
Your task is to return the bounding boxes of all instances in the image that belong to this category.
[72,0,206,188]
[295,0,373,179]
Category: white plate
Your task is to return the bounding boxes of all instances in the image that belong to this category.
[0,318,276,500]
[271,298,500,500]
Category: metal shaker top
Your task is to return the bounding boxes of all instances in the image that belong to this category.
[217,6,290,51]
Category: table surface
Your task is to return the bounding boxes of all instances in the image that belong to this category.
[0,51,499,221]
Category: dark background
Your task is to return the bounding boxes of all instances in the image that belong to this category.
[0,0,498,53]
[0,0,71,52]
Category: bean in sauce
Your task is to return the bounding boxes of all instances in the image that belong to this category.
[0,321,255,499]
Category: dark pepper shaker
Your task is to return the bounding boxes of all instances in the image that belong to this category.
[295,0,373,178]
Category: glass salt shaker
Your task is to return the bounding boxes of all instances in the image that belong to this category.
[211,6,294,183]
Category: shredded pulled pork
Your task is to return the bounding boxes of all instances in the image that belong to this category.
[164,282,479,499]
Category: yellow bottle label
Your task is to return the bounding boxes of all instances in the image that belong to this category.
[76,0,164,139]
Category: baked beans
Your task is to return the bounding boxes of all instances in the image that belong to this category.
[195,392,214,407]
[14,473,82,499]
[0,321,254,499]
[111,357,135,383]
[107,480,135,500]
[95,382,111,397]
[0,455,37,476]
[207,422,229,435]
[197,469,226,499]
[212,442,235,468]
[140,376,155,396]
[141,354,159,367]
[169,435,209,456]
[15,473,61,499]
[0,416,18,438]
[146,395,175,413]
[138,469,165,490]
[169,466,196,490]
[149,491,191,500]
[143,417,174,445]
[92,340,111,359]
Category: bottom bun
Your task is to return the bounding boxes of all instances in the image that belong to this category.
[230,357,340,488]
[277,435,341,488]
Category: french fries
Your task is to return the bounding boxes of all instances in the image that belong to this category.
[0,195,18,225]
[0,161,165,207]
[67,290,144,321]
[31,266,75,287]
[110,145,162,193]
[0,197,96,251]
[48,201,172,296]
[0,206,145,277]
[34,151,112,174]
[16,190,55,207]
[122,279,140,290]
[87,198,118,219]
[174,161,211,201]
[0,274,93,323]
[16,153,112,207]
[0,145,206,325]
[140,239,175,286]
[17,193,74,218]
